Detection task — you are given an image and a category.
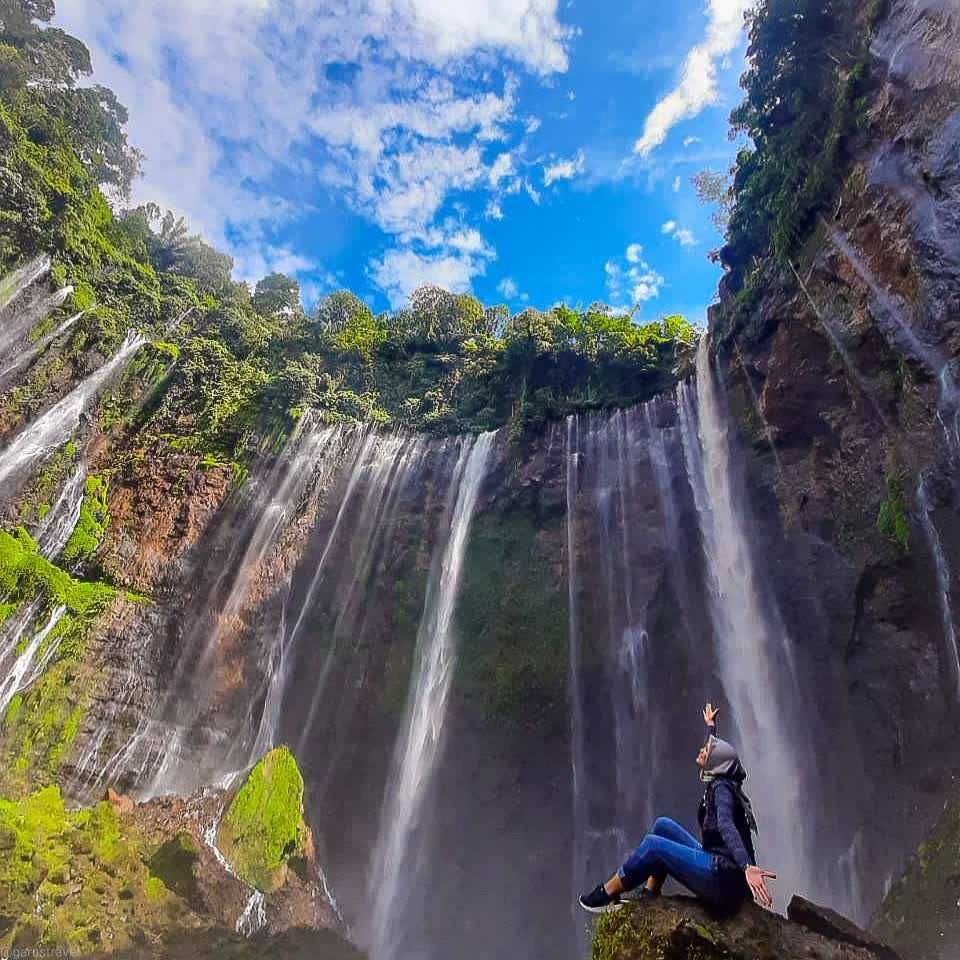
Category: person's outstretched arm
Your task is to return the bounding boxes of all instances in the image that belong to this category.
[703,701,719,738]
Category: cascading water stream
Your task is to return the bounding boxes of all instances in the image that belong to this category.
[0,254,51,315]
[0,309,86,385]
[0,605,67,717]
[36,461,87,560]
[677,336,813,908]
[824,221,944,377]
[293,432,429,762]
[0,332,145,490]
[146,421,345,794]
[0,282,74,364]
[367,431,495,960]
[917,477,960,697]
[565,415,590,952]
[200,810,268,937]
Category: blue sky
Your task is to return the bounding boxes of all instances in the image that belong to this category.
[55,0,750,323]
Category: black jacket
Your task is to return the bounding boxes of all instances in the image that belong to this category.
[698,778,756,870]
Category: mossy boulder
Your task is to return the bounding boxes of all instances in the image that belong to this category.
[216,747,309,892]
[0,785,187,956]
[146,831,203,911]
[591,895,900,960]
[872,789,960,960]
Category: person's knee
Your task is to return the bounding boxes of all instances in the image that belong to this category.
[653,817,674,836]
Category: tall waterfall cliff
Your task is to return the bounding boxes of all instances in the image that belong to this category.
[0,0,958,958]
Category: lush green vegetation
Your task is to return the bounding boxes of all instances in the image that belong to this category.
[0,527,117,789]
[216,747,308,892]
[61,474,109,564]
[0,786,178,954]
[0,0,696,468]
[705,0,889,300]
[877,474,910,553]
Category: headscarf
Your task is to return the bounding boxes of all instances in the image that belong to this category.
[700,735,759,835]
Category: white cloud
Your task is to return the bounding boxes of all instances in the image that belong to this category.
[486,199,504,220]
[370,245,494,308]
[662,220,697,247]
[489,151,516,186]
[605,243,665,306]
[672,175,682,192]
[543,149,586,186]
[497,277,519,298]
[682,136,701,147]
[54,0,572,291]
[633,0,749,156]
[234,247,316,286]
[525,117,542,134]
[567,90,576,101]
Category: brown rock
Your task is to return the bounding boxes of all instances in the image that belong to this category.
[105,788,135,815]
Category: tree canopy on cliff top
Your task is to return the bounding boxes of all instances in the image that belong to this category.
[0,0,697,452]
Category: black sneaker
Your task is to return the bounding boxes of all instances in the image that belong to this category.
[578,884,622,914]
[621,887,657,903]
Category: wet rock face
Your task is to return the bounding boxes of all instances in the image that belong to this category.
[709,0,960,919]
[591,896,902,960]
[872,781,960,960]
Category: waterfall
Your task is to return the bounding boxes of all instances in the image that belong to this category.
[0,254,51,314]
[293,432,429,762]
[565,414,588,937]
[236,890,267,936]
[146,420,346,794]
[0,332,145,491]
[0,276,73,364]
[917,477,960,697]
[677,336,813,908]
[368,431,495,960]
[0,309,86,385]
[36,462,87,560]
[0,605,67,717]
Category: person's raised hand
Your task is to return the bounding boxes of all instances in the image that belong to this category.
[745,865,776,909]
[702,702,720,726]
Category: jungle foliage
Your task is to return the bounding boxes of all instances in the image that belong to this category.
[0,0,696,462]
[710,0,888,293]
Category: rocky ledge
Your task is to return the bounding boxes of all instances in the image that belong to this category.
[591,895,902,960]
[0,748,351,958]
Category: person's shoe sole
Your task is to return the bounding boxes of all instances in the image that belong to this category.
[578,898,624,914]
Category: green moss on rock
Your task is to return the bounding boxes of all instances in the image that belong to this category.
[0,528,117,791]
[877,474,910,553]
[147,832,202,910]
[216,747,308,892]
[61,475,110,564]
[0,787,179,956]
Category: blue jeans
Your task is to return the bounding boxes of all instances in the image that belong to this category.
[618,817,746,908]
